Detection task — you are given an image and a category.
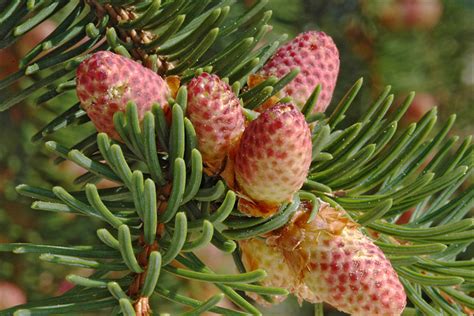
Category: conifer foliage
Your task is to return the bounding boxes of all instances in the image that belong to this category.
[0,1,472,315]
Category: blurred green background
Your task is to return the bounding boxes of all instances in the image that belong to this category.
[0,0,472,314]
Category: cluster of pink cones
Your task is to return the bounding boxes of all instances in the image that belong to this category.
[76,30,406,315]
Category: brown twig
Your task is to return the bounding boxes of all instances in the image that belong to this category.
[85,0,172,74]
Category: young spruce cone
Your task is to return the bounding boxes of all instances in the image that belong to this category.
[76,51,170,140]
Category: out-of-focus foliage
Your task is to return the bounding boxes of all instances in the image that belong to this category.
[235,0,473,135]
[301,0,473,135]
[0,22,99,302]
